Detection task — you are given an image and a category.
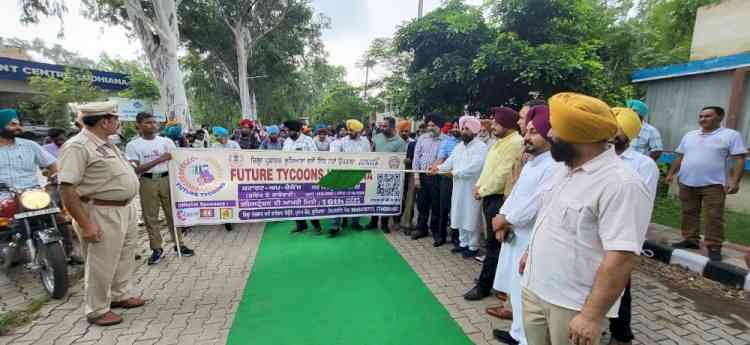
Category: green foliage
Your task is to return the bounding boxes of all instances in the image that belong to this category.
[182,51,242,129]
[23,68,104,128]
[308,84,370,125]
[96,54,160,101]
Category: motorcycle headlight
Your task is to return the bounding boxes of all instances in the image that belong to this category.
[19,190,52,210]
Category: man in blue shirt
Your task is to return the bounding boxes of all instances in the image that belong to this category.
[0,109,58,190]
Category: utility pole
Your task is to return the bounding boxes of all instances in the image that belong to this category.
[418,0,424,18]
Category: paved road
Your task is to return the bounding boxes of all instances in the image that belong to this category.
[2,223,749,345]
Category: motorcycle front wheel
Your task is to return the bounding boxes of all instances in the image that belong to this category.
[38,242,69,299]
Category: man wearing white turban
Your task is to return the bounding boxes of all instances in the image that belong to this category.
[430,116,488,257]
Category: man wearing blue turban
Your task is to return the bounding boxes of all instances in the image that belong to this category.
[0,108,59,190]
[211,127,240,149]
[259,125,283,150]
[626,99,663,160]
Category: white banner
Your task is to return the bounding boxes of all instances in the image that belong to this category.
[169,149,406,226]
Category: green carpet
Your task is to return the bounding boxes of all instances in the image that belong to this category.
[226,220,474,345]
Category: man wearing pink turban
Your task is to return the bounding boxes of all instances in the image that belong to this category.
[430,116,489,257]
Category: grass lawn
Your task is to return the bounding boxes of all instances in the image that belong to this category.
[651,194,750,246]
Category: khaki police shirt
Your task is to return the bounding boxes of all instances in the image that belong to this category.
[58,129,139,201]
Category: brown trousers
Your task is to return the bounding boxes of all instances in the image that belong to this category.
[139,176,182,250]
[678,183,726,248]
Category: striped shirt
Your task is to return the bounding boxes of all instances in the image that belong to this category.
[630,122,663,155]
[0,138,57,189]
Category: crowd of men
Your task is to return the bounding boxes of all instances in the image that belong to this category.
[0,90,747,345]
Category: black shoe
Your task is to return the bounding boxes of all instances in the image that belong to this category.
[174,246,195,257]
[224,224,233,232]
[292,225,307,233]
[342,219,349,227]
[365,222,378,230]
[433,239,446,247]
[673,240,699,249]
[381,225,390,234]
[329,228,340,238]
[707,247,722,261]
[462,249,479,258]
[451,246,467,253]
[147,249,163,265]
[67,255,84,266]
[352,224,364,231]
[411,231,428,240]
[463,285,491,301]
[493,329,519,345]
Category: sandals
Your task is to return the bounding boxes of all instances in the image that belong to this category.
[87,311,123,326]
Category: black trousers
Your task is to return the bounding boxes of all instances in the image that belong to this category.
[296,219,320,230]
[437,175,453,243]
[609,279,633,342]
[416,175,440,236]
[478,194,503,291]
[367,216,389,228]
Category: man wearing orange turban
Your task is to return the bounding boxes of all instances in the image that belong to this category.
[522,93,653,345]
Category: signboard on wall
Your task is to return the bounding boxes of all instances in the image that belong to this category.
[0,57,129,91]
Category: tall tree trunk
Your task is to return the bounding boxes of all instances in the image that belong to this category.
[124,0,192,128]
[234,25,257,120]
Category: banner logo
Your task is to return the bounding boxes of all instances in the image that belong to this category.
[176,157,227,197]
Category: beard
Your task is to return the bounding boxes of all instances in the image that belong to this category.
[524,142,538,155]
[613,137,629,153]
[550,139,576,166]
[0,128,17,140]
[289,132,300,140]
[461,133,475,144]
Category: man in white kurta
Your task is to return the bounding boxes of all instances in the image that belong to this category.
[492,106,558,345]
[608,108,659,345]
[433,116,488,257]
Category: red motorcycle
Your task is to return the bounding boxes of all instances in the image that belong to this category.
[0,183,69,299]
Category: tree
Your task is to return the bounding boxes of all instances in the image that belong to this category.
[308,84,370,125]
[23,68,104,128]
[394,0,492,115]
[19,0,194,127]
[179,0,292,121]
[96,54,160,101]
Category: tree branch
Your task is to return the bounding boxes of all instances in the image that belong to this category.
[123,0,172,43]
[218,59,240,95]
[253,2,291,47]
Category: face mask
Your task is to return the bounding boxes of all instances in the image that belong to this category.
[461,133,474,144]
[289,132,300,140]
[550,139,576,166]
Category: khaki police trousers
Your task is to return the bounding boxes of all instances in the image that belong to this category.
[139,176,181,250]
[74,202,137,318]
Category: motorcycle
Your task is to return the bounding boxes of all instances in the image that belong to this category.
[0,183,69,299]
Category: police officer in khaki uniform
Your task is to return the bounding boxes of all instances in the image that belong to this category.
[59,102,144,326]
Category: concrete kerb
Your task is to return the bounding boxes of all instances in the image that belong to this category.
[643,240,750,291]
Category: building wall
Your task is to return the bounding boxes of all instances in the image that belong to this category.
[690,0,750,61]
[643,71,745,150]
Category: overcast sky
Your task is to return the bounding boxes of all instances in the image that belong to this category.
[1,0,482,84]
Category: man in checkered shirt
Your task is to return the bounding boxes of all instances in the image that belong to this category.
[626,99,663,161]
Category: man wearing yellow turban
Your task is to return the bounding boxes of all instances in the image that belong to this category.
[328,118,371,236]
[608,107,659,345]
[346,119,364,133]
[522,93,653,345]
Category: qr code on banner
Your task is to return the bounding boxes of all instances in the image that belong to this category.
[376,173,402,196]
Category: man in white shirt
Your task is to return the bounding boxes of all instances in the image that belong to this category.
[609,107,659,345]
[431,116,488,257]
[521,93,652,345]
[666,106,747,261]
[282,119,322,233]
[491,105,557,345]
[126,112,195,265]
[328,119,371,236]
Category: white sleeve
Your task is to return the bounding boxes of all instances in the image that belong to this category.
[125,141,139,162]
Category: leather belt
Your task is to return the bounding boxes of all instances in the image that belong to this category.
[142,172,168,179]
[80,196,130,207]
